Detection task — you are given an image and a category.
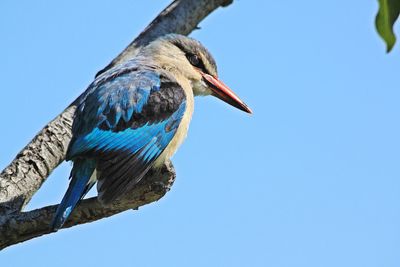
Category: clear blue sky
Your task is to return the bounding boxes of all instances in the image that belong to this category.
[1,1,400,266]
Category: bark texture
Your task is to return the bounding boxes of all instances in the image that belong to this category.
[0,163,175,250]
[0,0,233,250]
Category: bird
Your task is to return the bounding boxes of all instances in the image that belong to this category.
[51,34,252,231]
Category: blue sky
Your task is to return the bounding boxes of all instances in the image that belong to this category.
[1,1,400,266]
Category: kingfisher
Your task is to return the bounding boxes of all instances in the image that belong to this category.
[52,34,252,231]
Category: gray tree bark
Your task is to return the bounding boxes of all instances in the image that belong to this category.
[0,0,233,250]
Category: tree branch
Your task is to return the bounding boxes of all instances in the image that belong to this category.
[0,0,233,249]
[0,162,175,250]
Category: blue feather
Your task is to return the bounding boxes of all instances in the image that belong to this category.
[69,102,185,159]
[71,68,161,138]
[51,159,96,231]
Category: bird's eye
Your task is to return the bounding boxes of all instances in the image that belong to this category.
[188,54,200,67]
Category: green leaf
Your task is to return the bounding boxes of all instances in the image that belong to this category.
[375,0,400,52]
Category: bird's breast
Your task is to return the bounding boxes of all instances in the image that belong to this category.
[154,82,194,167]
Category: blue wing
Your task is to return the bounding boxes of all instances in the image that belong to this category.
[52,62,186,230]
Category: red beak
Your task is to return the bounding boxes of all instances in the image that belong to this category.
[202,73,252,114]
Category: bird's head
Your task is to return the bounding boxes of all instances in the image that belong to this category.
[142,34,252,114]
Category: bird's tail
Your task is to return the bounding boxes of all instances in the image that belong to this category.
[51,158,96,231]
